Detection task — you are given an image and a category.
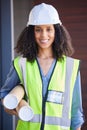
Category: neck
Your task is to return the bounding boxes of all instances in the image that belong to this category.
[37,48,53,59]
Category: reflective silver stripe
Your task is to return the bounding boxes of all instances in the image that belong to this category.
[62,57,74,124]
[18,57,74,127]
[31,114,42,123]
[45,116,70,126]
[30,114,70,127]
[19,57,28,98]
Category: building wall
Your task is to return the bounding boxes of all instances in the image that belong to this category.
[13,0,34,56]
[0,1,1,130]
[0,0,12,130]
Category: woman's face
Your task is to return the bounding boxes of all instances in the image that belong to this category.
[34,24,55,50]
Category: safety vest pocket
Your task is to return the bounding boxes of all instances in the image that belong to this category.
[47,90,64,104]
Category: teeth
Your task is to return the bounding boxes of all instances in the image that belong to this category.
[40,40,48,43]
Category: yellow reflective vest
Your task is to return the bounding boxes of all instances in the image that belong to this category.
[14,56,80,130]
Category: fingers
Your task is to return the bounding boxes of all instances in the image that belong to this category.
[4,107,18,116]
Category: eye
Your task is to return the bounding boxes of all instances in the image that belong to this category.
[47,28,52,32]
[35,28,41,32]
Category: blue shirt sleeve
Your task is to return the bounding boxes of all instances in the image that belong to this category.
[71,71,84,129]
[0,62,20,99]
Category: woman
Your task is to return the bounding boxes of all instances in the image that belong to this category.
[0,3,84,130]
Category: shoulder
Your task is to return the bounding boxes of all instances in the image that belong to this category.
[63,55,80,62]
[63,56,80,67]
[13,56,27,63]
[14,55,23,61]
[63,56,80,71]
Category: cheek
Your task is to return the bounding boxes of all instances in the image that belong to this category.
[34,35,40,44]
[34,33,40,39]
[50,33,55,40]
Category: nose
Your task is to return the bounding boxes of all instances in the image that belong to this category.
[41,30,47,38]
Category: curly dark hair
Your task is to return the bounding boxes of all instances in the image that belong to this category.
[15,24,74,61]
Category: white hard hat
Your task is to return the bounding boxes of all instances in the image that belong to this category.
[27,3,62,26]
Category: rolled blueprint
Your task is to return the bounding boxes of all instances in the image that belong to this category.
[16,99,34,121]
[3,85,25,109]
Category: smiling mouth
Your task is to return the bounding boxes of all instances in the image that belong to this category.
[40,39,49,43]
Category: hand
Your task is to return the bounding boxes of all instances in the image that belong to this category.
[76,127,81,130]
[1,99,18,116]
[4,107,18,116]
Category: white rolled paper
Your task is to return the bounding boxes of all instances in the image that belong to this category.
[16,99,34,121]
[3,85,25,109]
[18,105,34,121]
[3,94,18,109]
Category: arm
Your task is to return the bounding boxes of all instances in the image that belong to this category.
[71,71,84,130]
[0,63,20,115]
[0,63,20,99]
[76,127,81,130]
